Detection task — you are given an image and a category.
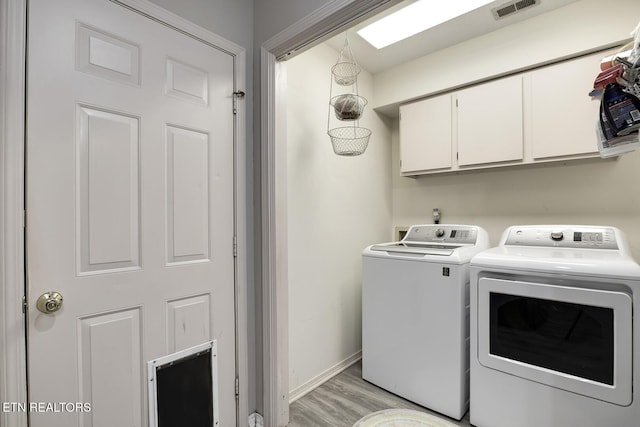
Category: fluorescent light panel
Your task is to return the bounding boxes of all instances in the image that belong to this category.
[357,0,495,49]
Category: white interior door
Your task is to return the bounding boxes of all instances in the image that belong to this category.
[26,0,236,425]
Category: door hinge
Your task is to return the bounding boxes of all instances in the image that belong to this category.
[232,90,245,115]
[22,295,27,314]
[235,377,239,399]
[233,235,238,258]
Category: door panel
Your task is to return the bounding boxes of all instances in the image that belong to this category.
[77,308,143,426]
[399,94,453,174]
[78,106,141,273]
[166,125,210,263]
[76,23,141,86]
[27,0,236,425]
[457,75,524,166]
[528,52,602,159]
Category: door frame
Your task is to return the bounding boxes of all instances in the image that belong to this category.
[0,0,28,425]
[258,1,400,425]
[0,0,249,426]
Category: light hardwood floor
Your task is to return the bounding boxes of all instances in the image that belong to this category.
[288,361,472,427]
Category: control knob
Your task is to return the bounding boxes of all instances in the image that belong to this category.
[550,231,564,241]
[435,228,446,238]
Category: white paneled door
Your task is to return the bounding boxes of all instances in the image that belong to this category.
[26,0,236,426]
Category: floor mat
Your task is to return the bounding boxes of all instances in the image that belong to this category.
[353,409,458,427]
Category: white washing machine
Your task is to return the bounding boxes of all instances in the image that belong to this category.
[470,225,640,427]
[362,224,489,420]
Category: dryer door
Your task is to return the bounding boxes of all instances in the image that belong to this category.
[477,277,632,406]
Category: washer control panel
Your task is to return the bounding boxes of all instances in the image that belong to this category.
[504,226,619,249]
[403,225,478,245]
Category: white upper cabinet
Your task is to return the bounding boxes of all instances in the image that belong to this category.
[456,75,524,167]
[526,52,602,160]
[398,50,607,176]
[399,94,453,174]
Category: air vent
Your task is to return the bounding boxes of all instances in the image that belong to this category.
[492,0,540,20]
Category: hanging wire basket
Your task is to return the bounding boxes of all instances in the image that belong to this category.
[330,94,368,121]
[326,34,370,156]
[332,62,361,86]
[327,126,371,156]
[332,37,361,86]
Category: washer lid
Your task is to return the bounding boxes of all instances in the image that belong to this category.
[369,242,459,256]
[364,224,490,262]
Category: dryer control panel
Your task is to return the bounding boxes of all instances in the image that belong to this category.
[503,226,619,249]
[403,225,479,245]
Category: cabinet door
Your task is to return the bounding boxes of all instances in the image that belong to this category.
[528,53,601,159]
[399,94,452,174]
[457,75,523,166]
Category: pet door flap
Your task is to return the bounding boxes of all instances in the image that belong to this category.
[147,341,219,427]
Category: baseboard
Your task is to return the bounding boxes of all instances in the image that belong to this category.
[248,412,264,427]
[289,351,362,404]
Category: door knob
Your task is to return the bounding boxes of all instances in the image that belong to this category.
[36,291,63,314]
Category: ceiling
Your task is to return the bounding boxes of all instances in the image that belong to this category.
[325,0,580,75]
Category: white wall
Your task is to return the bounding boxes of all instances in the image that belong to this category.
[254,0,334,45]
[148,0,252,49]
[252,0,336,413]
[286,43,392,396]
[391,123,640,257]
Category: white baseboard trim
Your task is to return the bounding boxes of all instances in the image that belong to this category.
[248,412,264,427]
[289,351,362,404]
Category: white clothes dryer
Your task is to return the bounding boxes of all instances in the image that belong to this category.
[470,225,640,427]
[362,224,489,420]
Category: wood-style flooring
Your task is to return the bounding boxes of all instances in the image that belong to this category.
[287,361,472,427]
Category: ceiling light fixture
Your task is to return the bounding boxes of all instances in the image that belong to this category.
[357,0,495,49]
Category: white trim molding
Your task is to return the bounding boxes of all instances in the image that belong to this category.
[260,1,400,426]
[268,0,399,60]
[2,1,249,426]
[289,351,362,404]
[260,46,290,427]
[111,0,242,56]
[0,0,28,425]
[231,43,250,427]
